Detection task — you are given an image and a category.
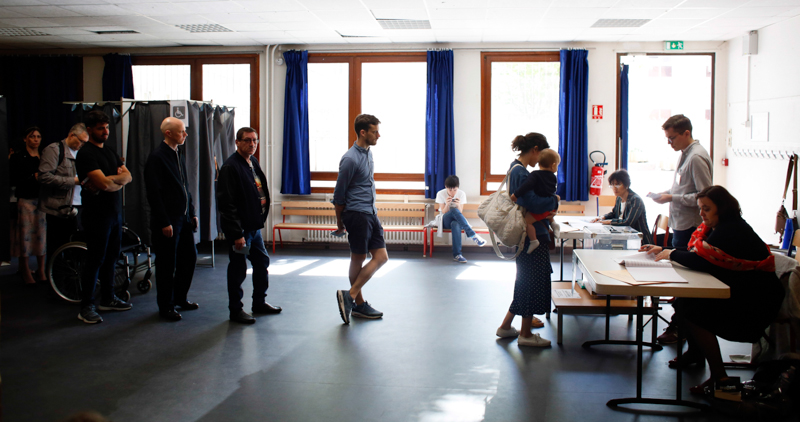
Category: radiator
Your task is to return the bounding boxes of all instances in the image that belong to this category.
[306,215,424,245]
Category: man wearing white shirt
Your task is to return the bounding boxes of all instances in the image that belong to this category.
[435,175,486,263]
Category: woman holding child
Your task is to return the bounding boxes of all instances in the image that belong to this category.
[592,169,653,245]
[495,132,559,347]
[643,185,784,394]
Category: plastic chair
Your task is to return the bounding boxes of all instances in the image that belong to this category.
[596,195,616,216]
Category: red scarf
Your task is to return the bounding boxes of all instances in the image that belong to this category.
[687,223,775,272]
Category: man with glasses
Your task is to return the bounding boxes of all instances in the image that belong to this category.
[217,127,281,324]
[39,123,88,260]
[648,114,712,343]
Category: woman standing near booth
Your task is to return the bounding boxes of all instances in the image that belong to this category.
[10,127,47,285]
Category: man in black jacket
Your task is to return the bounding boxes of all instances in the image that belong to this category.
[217,127,281,324]
[144,117,199,322]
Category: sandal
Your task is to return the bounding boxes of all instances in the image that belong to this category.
[667,351,705,369]
[531,317,544,328]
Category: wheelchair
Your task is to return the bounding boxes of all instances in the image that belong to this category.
[47,225,153,303]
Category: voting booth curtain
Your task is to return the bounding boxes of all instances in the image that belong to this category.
[102,53,135,102]
[126,101,234,246]
[69,103,123,157]
[425,50,456,199]
[556,49,590,202]
[619,64,630,170]
[281,50,310,195]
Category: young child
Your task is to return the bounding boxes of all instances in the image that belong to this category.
[510,149,561,253]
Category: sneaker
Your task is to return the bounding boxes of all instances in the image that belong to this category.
[97,297,132,311]
[496,326,519,338]
[78,305,103,324]
[526,239,540,254]
[352,301,383,319]
[657,324,679,344]
[551,222,561,238]
[471,234,487,247]
[336,289,355,324]
[518,333,551,347]
[454,255,468,263]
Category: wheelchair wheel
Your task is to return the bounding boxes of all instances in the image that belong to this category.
[48,242,87,303]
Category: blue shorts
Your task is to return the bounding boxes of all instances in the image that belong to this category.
[342,211,385,254]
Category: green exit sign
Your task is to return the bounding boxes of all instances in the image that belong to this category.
[665,41,684,50]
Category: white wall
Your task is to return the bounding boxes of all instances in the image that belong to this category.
[268,41,729,243]
[726,15,800,244]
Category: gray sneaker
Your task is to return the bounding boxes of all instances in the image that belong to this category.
[352,301,383,319]
[336,289,355,324]
[78,305,103,324]
[98,297,132,311]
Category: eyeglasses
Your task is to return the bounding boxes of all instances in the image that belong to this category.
[609,183,625,188]
[667,135,678,143]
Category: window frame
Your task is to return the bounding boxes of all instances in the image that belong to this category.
[131,54,260,136]
[308,52,427,195]
[480,51,561,195]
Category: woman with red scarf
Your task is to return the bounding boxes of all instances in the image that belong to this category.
[643,185,784,395]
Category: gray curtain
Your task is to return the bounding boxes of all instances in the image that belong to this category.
[213,106,235,234]
[125,101,229,246]
[0,96,9,261]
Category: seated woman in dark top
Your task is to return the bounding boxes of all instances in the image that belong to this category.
[643,185,784,394]
[591,169,652,245]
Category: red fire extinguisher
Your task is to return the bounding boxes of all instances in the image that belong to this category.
[590,150,607,196]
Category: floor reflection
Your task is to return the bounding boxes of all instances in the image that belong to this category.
[417,366,500,422]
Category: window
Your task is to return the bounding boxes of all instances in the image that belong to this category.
[131,55,259,135]
[307,53,427,195]
[481,52,561,194]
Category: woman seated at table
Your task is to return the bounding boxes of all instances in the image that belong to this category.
[642,185,784,395]
[591,169,652,245]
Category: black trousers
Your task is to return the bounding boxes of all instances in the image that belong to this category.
[152,215,197,312]
[80,210,121,307]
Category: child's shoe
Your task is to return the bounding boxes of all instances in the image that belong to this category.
[526,239,540,254]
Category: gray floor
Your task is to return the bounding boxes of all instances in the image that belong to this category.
[1,245,758,422]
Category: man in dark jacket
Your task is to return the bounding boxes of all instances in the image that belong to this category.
[217,127,281,324]
[144,117,199,322]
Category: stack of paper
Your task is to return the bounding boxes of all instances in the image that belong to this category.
[612,252,688,283]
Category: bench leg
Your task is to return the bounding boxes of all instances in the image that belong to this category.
[429,229,434,257]
[272,228,277,254]
[558,311,563,344]
[423,229,427,257]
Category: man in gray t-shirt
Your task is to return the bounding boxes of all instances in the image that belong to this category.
[333,114,388,325]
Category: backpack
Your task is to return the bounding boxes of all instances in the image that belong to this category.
[478,164,526,260]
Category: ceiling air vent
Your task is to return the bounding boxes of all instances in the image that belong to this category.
[591,19,650,28]
[377,19,431,30]
[0,28,48,37]
[175,24,232,33]
[92,30,139,35]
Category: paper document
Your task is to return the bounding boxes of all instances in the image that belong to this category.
[552,289,582,299]
[626,267,688,283]
[558,225,581,233]
[613,252,673,268]
[595,270,667,286]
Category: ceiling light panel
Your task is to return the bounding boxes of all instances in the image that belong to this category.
[377,19,431,29]
[591,18,651,27]
[176,23,232,33]
[0,27,48,36]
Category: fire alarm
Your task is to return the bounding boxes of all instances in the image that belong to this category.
[722,158,729,166]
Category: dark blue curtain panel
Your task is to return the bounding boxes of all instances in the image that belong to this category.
[425,50,456,199]
[556,49,590,201]
[102,53,134,101]
[281,50,310,195]
[620,64,630,170]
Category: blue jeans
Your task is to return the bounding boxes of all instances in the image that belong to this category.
[671,227,696,251]
[227,230,270,313]
[80,210,122,307]
[442,208,476,257]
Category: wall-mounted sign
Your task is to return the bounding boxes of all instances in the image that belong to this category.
[665,41,684,51]
[169,100,189,128]
[592,105,603,120]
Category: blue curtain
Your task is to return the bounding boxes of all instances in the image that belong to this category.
[556,49,590,201]
[102,53,134,101]
[281,50,310,195]
[619,64,629,170]
[425,50,456,199]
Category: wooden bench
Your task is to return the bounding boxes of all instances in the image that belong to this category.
[272,201,429,256]
[429,203,490,257]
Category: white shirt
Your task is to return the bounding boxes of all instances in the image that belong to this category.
[619,200,626,216]
[435,188,467,210]
[69,147,82,206]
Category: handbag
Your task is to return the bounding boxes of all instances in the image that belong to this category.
[478,164,526,260]
[776,154,798,241]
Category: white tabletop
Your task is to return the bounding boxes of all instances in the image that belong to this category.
[554,216,642,240]
[574,249,730,299]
